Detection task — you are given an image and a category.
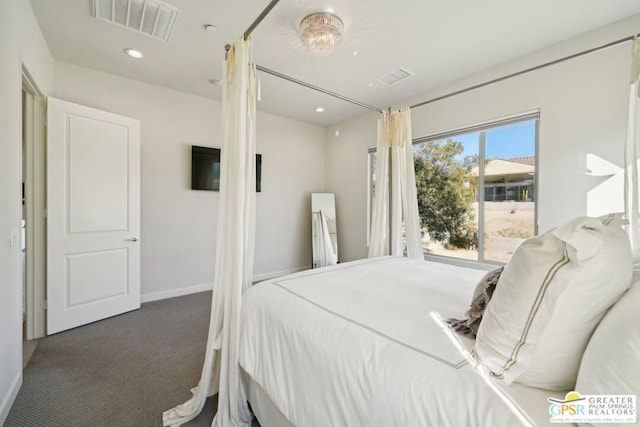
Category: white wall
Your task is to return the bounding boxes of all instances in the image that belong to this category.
[325,114,378,262]
[0,1,53,423]
[327,15,640,262]
[53,62,326,301]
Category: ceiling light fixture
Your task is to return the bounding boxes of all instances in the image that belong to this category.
[299,12,344,56]
[124,48,144,58]
[315,107,325,112]
[204,24,217,32]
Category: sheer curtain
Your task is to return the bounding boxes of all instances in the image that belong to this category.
[368,108,423,259]
[625,37,640,253]
[163,36,257,427]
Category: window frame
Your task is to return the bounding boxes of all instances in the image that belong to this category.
[368,111,539,266]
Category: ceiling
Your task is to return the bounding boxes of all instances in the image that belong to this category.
[29,0,640,126]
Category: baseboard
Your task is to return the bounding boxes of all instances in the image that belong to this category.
[140,266,311,303]
[0,371,22,425]
[141,282,213,303]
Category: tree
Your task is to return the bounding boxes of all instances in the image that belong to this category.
[413,139,478,249]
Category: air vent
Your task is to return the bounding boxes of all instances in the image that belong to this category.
[378,68,414,86]
[92,0,179,42]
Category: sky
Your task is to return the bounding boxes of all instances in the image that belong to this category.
[451,120,536,160]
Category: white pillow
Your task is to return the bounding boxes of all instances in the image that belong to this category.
[574,260,640,427]
[474,214,632,390]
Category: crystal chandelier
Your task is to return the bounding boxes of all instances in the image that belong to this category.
[299,12,344,56]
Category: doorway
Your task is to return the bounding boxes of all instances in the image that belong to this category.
[21,88,35,367]
[21,68,47,361]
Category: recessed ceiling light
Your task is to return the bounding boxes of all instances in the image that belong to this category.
[368,83,374,87]
[315,107,325,113]
[335,129,340,137]
[352,51,358,56]
[124,48,143,58]
[204,24,217,32]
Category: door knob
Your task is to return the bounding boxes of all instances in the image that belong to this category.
[127,236,139,242]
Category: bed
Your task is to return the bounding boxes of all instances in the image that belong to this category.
[238,256,570,427]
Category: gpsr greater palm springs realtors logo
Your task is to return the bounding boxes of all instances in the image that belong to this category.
[548,391,636,423]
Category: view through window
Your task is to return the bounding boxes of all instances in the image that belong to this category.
[369,113,538,263]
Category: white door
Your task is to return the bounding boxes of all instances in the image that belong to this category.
[47,97,140,335]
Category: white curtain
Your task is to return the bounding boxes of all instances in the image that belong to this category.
[625,37,640,254]
[163,36,257,427]
[312,210,338,267]
[368,108,423,259]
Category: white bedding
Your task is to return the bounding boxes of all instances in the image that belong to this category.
[239,256,569,427]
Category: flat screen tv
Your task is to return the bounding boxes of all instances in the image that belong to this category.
[191,145,262,192]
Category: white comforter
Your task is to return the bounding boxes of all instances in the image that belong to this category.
[239,256,565,427]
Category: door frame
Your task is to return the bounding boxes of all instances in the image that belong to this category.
[22,66,46,340]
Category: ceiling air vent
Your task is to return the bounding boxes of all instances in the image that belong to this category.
[378,68,414,86]
[92,0,180,42]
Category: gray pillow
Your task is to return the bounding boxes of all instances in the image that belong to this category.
[446,267,504,338]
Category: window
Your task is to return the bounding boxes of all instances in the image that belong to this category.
[368,113,538,264]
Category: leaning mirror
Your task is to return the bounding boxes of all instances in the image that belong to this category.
[311,193,338,268]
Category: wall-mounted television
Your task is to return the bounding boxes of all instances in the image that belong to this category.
[191,145,262,192]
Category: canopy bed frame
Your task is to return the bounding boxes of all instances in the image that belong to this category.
[163,2,640,426]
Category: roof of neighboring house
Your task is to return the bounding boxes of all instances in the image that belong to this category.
[502,156,535,166]
[472,157,535,177]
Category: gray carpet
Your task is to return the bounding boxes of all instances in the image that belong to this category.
[5,291,260,427]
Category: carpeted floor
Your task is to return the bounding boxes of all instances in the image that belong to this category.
[5,291,260,427]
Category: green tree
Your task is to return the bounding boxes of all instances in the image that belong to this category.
[414,139,478,249]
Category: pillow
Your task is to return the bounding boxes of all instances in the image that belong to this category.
[473,213,632,390]
[446,266,504,338]
[574,259,640,427]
